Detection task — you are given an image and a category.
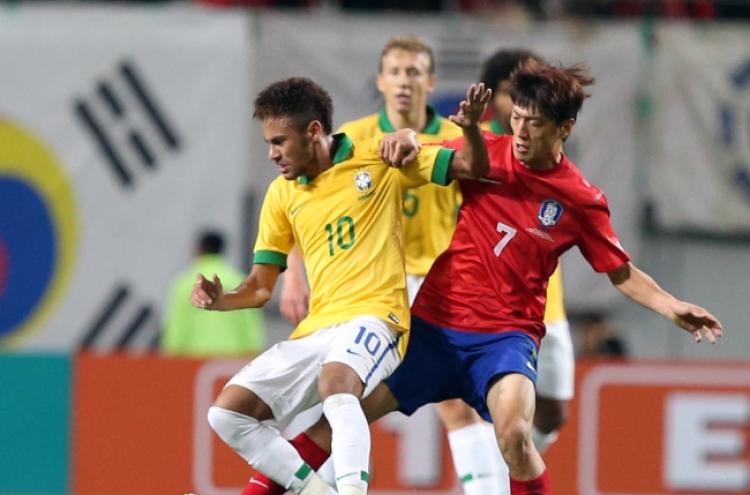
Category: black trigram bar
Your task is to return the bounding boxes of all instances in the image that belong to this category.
[75,60,182,187]
[129,131,156,168]
[120,61,181,150]
[75,101,133,187]
[115,306,154,350]
[81,285,130,349]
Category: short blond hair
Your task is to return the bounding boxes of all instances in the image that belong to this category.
[379,36,435,75]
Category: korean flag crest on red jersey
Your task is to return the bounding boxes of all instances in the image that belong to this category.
[538,200,564,227]
[353,170,373,192]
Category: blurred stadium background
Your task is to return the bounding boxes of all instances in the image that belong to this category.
[1,1,750,495]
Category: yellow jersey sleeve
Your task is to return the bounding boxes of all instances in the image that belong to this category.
[396,143,455,189]
[543,266,566,323]
[253,177,294,268]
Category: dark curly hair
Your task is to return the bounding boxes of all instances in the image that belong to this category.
[510,59,595,125]
[254,77,334,134]
[480,49,541,95]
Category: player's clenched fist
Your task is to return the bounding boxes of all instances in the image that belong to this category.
[190,273,223,310]
[379,128,421,168]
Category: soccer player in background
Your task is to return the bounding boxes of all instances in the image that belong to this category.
[255,60,723,495]
[191,77,490,495]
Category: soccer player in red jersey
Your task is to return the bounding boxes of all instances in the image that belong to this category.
[242,59,723,495]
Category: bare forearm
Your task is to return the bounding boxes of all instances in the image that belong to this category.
[216,264,280,311]
[460,124,489,179]
[285,246,306,286]
[610,264,676,317]
[216,285,272,311]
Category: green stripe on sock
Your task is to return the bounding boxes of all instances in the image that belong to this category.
[460,474,474,483]
[361,471,369,482]
[294,463,312,480]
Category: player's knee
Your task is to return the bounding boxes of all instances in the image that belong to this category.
[207,406,256,450]
[495,417,532,459]
[318,362,364,399]
[436,399,480,430]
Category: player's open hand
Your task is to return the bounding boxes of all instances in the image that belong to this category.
[669,300,723,343]
[379,128,420,168]
[449,83,492,129]
[190,273,224,310]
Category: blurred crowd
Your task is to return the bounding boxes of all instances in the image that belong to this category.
[199,0,750,19]
[18,0,747,19]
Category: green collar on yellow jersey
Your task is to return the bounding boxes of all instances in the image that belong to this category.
[489,118,505,135]
[299,133,354,185]
[378,105,442,135]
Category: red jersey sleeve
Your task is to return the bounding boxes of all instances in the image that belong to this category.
[578,190,631,273]
[442,136,463,150]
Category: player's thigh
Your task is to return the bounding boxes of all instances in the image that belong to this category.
[324,315,401,398]
[435,399,483,431]
[406,274,425,307]
[536,319,575,401]
[486,372,537,432]
[225,333,332,431]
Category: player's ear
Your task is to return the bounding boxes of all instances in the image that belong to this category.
[426,73,437,93]
[307,120,324,141]
[376,73,385,93]
[559,119,575,141]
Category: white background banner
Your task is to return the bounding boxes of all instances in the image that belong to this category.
[651,25,750,234]
[0,6,252,351]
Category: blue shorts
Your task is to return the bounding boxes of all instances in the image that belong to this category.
[385,316,539,422]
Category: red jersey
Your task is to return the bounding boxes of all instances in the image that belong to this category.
[413,133,631,344]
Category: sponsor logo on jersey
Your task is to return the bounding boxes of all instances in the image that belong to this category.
[538,200,564,227]
[353,170,373,192]
[290,202,306,215]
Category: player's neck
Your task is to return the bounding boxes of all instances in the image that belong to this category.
[524,148,564,171]
[304,135,335,181]
[385,106,428,133]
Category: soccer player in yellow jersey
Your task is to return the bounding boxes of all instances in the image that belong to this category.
[191,78,491,495]
[277,36,503,495]
[280,36,462,321]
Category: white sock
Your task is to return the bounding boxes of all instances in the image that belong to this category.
[531,425,559,454]
[207,406,333,494]
[317,458,337,488]
[447,422,503,495]
[299,473,338,495]
[323,393,370,495]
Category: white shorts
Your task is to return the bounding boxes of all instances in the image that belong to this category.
[226,315,402,430]
[536,319,575,400]
[406,274,426,306]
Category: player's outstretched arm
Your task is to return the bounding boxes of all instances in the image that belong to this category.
[607,262,723,343]
[191,263,281,311]
[448,83,492,180]
[279,246,310,325]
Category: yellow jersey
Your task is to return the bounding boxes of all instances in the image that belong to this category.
[481,118,566,323]
[254,133,455,352]
[338,107,463,276]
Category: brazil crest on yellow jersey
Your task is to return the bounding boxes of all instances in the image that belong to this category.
[338,106,463,276]
[482,118,566,323]
[253,133,455,351]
